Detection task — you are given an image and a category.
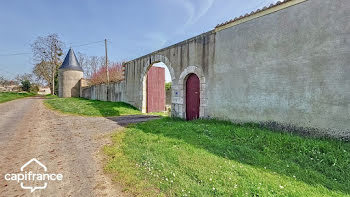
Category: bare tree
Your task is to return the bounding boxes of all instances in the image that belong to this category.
[90,62,123,85]
[0,75,17,86]
[77,52,91,78]
[33,60,52,86]
[0,75,5,86]
[15,73,33,84]
[89,56,99,76]
[76,53,109,79]
[32,34,64,95]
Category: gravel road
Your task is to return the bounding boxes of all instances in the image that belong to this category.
[0,97,159,197]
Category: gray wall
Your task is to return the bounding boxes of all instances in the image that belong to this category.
[81,81,126,102]
[124,31,215,117]
[166,89,171,106]
[82,0,349,139]
[209,0,350,138]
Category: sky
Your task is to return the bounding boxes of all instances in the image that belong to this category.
[0,0,278,80]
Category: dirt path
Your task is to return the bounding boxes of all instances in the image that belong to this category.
[0,97,159,197]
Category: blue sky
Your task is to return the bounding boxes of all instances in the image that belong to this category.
[0,0,278,79]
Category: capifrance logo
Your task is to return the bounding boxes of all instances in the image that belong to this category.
[4,158,63,193]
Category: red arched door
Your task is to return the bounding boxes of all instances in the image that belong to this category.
[186,74,200,120]
[147,67,165,113]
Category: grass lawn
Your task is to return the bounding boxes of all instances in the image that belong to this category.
[104,118,350,196]
[44,97,142,117]
[0,92,35,103]
[44,94,59,99]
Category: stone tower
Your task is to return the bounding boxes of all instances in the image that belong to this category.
[58,48,83,98]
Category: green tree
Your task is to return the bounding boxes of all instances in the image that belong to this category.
[21,80,31,92]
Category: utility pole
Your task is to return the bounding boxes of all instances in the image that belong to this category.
[52,68,55,95]
[52,50,57,95]
[105,39,110,100]
[105,39,110,84]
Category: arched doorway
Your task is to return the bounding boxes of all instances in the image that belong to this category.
[178,66,207,119]
[146,65,166,113]
[186,74,200,120]
[141,61,173,113]
[139,55,176,115]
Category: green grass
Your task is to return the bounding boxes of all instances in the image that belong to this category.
[44,97,141,117]
[44,94,58,99]
[147,111,170,117]
[104,118,350,196]
[0,92,35,103]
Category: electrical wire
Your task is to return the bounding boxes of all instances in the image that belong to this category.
[0,52,32,57]
[71,40,105,48]
[0,68,17,76]
[0,39,110,57]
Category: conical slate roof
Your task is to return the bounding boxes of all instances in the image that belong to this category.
[59,48,83,71]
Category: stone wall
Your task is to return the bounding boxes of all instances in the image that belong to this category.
[81,0,349,139]
[81,81,126,102]
[124,32,215,118]
[166,89,171,106]
[209,0,350,139]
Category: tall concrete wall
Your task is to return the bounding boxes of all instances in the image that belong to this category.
[124,31,215,118]
[85,0,349,139]
[166,89,171,106]
[81,81,126,102]
[209,0,350,138]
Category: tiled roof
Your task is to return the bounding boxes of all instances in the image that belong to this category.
[215,0,294,28]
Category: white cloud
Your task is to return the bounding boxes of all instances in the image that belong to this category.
[143,32,168,50]
[193,0,215,24]
[175,0,215,34]
[141,0,215,48]
[180,0,195,26]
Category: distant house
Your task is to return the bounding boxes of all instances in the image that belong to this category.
[0,85,21,92]
[37,86,51,95]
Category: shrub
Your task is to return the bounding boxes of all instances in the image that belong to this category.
[21,80,31,92]
[165,82,171,91]
[30,84,39,93]
[90,62,124,85]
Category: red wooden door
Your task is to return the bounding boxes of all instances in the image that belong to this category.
[186,74,200,120]
[147,67,165,113]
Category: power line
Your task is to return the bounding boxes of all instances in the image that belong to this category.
[69,40,106,48]
[0,68,18,76]
[0,52,31,57]
[0,40,108,57]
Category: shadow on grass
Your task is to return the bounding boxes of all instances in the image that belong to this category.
[44,97,142,117]
[77,98,165,123]
[44,97,163,127]
[84,99,123,117]
[85,99,162,125]
[106,115,161,126]
[130,117,350,194]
